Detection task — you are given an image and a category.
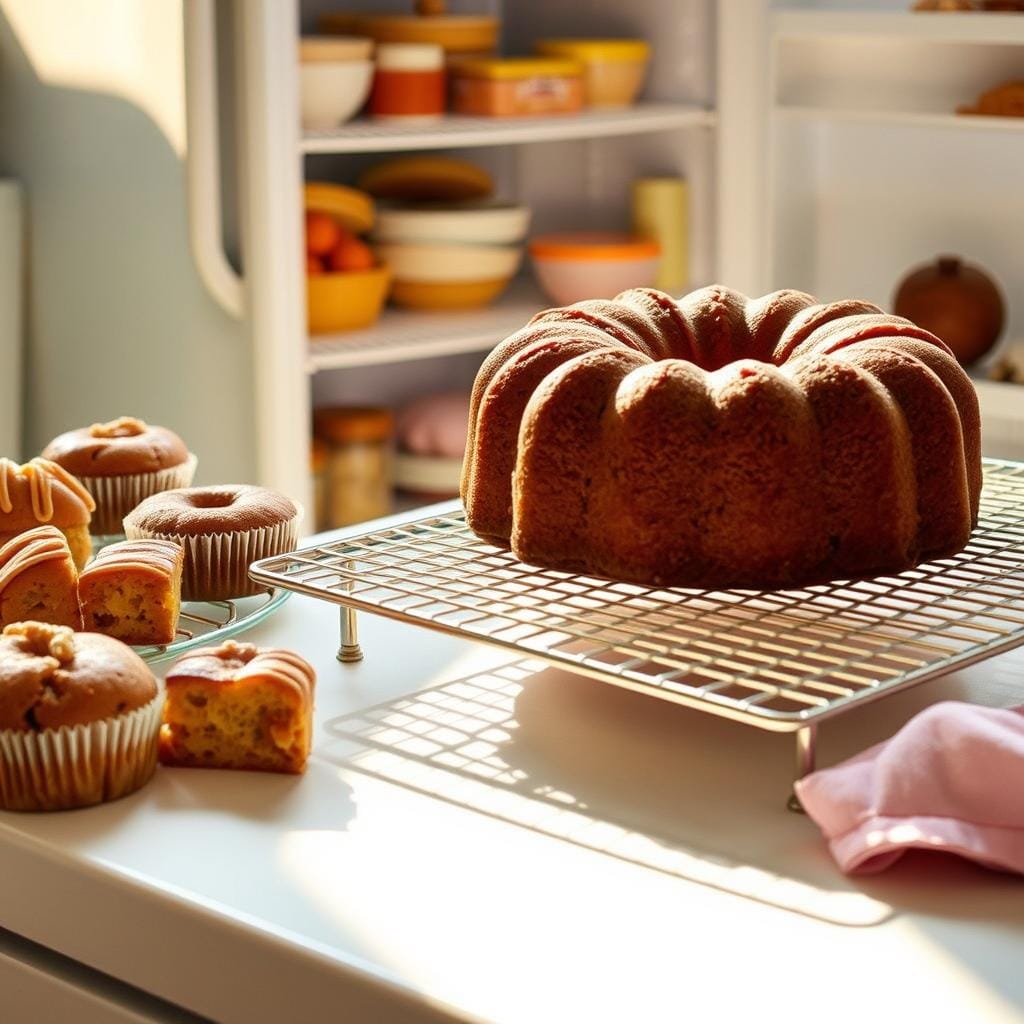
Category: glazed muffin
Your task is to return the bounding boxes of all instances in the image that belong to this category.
[160,640,315,774]
[0,458,95,569]
[123,485,301,602]
[79,539,184,646]
[0,621,161,810]
[42,416,197,535]
[0,526,82,631]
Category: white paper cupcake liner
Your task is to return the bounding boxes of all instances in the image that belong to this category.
[0,692,163,812]
[81,453,199,536]
[125,510,301,602]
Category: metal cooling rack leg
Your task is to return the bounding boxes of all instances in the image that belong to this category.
[787,724,817,813]
[337,606,363,663]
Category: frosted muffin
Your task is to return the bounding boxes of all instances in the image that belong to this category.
[0,458,95,570]
[123,485,301,602]
[42,416,197,536]
[0,622,161,811]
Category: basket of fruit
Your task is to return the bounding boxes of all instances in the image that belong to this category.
[305,182,391,334]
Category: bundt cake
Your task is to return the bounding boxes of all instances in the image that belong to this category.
[461,286,982,590]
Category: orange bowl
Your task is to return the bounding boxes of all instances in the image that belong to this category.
[307,265,391,333]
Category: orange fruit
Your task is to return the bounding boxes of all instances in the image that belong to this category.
[329,236,375,272]
[305,211,341,256]
[306,254,325,275]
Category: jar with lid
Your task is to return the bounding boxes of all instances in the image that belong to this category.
[370,43,445,121]
[310,438,329,531]
[313,407,395,528]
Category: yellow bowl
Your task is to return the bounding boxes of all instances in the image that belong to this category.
[390,278,511,311]
[307,265,391,334]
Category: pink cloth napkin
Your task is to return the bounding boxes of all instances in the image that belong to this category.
[794,701,1024,875]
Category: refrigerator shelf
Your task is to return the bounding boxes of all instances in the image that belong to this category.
[307,277,548,373]
[251,460,1024,800]
[301,102,714,155]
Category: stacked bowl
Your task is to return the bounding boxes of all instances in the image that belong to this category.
[372,201,530,311]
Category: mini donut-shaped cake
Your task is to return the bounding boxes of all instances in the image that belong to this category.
[124,485,300,602]
[463,285,982,590]
[42,417,197,536]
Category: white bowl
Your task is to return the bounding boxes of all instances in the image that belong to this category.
[374,202,531,246]
[300,61,373,129]
[374,241,523,283]
[531,254,660,306]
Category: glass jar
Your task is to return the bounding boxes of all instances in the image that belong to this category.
[313,407,394,528]
[310,438,329,532]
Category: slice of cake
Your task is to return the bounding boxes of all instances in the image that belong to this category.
[78,538,183,645]
[159,640,315,774]
[0,525,82,630]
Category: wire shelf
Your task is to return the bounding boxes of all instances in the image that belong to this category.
[251,459,1024,743]
[301,103,714,155]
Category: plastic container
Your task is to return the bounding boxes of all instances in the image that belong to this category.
[534,39,650,108]
[451,58,584,117]
[313,407,394,528]
[529,232,660,306]
[631,177,688,294]
[299,37,374,129]
[370,43,445,121]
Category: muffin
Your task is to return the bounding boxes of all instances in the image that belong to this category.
[42,416,197,536]
[123,485,301,601]
[0,621,161,810]
[0,458,95,569]
[0,526,82,631]
[160,640,315,774]
[79,539,184,646]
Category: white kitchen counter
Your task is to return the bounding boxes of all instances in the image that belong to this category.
[1,509,1023,1024]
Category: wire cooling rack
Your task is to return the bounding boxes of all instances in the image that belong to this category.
[250,459,1024,786]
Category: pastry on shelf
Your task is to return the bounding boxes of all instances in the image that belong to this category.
[958,80,1024,118]
[78,539,184,646]
[159,640,316,774]
[0,458,95,570]
[462,285,981,590]
[0,621,161,811]
[123,484,301,602]
[0,526,82,631]
[42,417,196,537]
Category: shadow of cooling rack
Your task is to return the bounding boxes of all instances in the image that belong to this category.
[322,658,894,927]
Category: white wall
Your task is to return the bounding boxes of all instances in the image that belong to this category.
[0,0,255,483]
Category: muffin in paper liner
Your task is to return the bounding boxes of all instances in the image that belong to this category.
[0,692,163,812]
[81,453,199,536]
[126,514,301,602]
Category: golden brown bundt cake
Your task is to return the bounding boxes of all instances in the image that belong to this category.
[461,285,981,590]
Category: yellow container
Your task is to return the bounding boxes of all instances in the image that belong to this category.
[535,39,650,108]
[450,57,584,116]
[631,177,688,295]
[390,278,510,310]
[307,266,391,334]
